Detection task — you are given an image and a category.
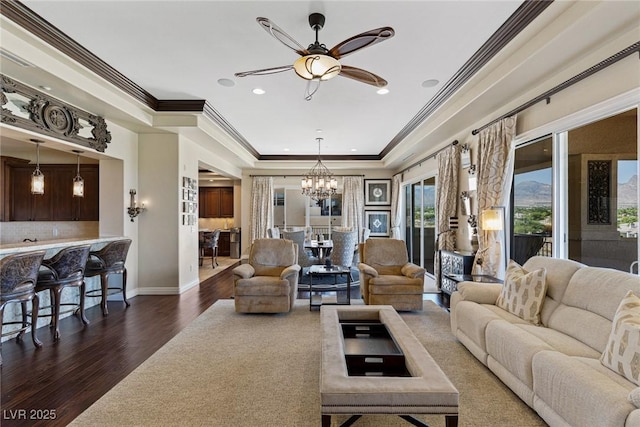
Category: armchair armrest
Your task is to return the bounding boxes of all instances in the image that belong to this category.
[232,263,255,279]
[280,264,301,280]
[456,281,503,305]
[358,263,378,277]
[401,262,425,278]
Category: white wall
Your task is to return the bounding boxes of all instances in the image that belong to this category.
[137,133,180,293]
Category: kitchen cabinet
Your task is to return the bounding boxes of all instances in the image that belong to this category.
[218,231,230,256]
[199,187,233,218]
[7,164,99,221]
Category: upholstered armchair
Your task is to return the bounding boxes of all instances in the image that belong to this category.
[358,239,425,311]
[232,239,301,313]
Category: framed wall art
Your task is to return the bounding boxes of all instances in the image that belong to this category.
[365,179,391,206]
[365,210,391,237]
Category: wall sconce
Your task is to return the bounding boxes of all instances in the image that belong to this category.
[72,150,84,197]
[30,139,44,194]
[127,189,146,222]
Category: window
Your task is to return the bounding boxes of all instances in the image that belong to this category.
[513,109,638,272]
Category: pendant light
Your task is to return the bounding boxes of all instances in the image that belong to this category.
[72,150,84,197]
[30,139,44,195]
[301,137,337,201]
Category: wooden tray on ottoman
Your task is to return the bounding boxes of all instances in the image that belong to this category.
[341,322,410,377]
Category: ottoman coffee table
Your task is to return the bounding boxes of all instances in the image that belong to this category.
[320,305,459,427]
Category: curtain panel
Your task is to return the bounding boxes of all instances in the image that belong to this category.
[475,116,517,278]
[250,176,274,244]
[390,173,403,239]
[341,176,364,239]
[435,145,460,283]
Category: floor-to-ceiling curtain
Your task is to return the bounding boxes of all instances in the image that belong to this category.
[435,145,460,283]
[341,176,364,239]
[250,176,274,244]
[475,116,516,278]
[390,173,403,239]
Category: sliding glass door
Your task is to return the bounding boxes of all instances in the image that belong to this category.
[513,108,638,272]
[405,177,436,274]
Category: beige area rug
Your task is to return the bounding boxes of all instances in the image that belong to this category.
[70,300,545,427]
[198,256,239,282]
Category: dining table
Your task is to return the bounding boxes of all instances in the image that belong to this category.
[304,239,333,261]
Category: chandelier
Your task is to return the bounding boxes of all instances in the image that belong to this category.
[301,137,337,201]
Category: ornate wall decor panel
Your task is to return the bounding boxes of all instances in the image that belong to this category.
[1,74,111,152]
[587,160,611,224]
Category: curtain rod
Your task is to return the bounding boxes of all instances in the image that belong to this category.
[249,174,365,178]
[472,42,640,135]
[398,140,459,175]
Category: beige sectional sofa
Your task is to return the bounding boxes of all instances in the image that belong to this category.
[450,256,640,426]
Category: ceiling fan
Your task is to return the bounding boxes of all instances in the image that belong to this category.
[235,13,395,100]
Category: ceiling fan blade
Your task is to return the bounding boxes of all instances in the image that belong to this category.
[235,65,294,77]
[329,27,395,59]
[257,17,309,56]
[339,65,388,87]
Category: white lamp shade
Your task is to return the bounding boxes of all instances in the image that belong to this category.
[293,55,341,81]
[73,176,84,197]
[481,208,503,231]
[31,170,44,194]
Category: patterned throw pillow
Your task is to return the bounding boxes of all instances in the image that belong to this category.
[601,290,640,386]
[496,259,547,325]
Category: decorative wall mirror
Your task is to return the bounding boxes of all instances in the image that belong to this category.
[460,191,471,216]
[461,144,471,169]
[468,164,477,191]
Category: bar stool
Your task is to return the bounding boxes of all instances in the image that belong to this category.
[84,239,132,316]
[0,250,46,365]
[35,244,92,341]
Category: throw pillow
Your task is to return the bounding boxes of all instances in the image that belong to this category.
[629,387,640,408]
[601,290,640,386]
[496,259,547,325]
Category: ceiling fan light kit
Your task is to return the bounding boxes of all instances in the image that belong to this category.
[235,13,394,100]
[293,55,341,81]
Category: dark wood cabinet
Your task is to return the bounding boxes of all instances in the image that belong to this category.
[199,187,233,218]
[220,187,234,217]
[218,231,230,256]
[7,164,99,221]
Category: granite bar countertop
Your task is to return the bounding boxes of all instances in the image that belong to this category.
[0,236,125,258]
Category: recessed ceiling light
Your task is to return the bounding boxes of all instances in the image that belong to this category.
[377,88,389,95]
[316,129,323,133]
[217,78,235,87]
[421,79,439,88]
[252,88,265,95]
[350,148,357,152]
[284,148,290,152]
[39,85,52,91]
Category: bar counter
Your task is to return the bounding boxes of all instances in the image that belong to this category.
[0,236,125,258]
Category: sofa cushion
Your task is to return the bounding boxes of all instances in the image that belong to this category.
[235,277,290,296]
[532,351,636,427]
[547,267,640,354]
[629,387,640,408]
[369,275,423,294]
[601,290,640,386]
[455,301,527,363]
[522,256,584,326]
[496,260,547,325]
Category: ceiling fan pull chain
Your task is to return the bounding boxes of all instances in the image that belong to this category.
[305,79,321,101]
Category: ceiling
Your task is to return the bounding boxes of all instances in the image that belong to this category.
[1,1,638,172]
[12,0,522,159]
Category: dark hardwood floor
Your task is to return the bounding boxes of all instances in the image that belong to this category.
[1,265,445,427]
